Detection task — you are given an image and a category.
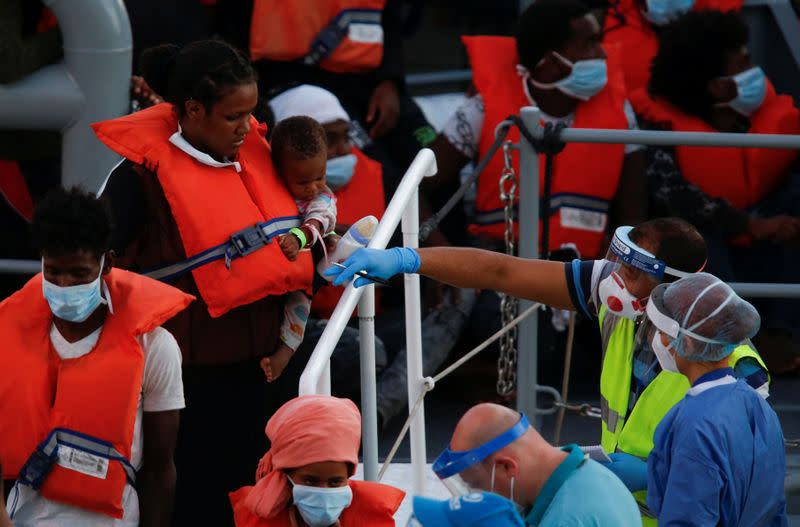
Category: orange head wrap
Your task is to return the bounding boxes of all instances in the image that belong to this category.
[244,395,361,519]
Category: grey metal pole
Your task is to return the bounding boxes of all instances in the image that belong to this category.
[730,283,800,298]
[554,127,800,149]
[0,260,40,275]
[48,0,133,193]
[516,106,541,423]
[358,285,379,482]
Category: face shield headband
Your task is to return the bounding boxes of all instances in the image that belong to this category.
[609,226,696,281]
[646,282,736,347]
[433,414,530,480]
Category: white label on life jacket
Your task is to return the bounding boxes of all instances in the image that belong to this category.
[57,445,109,480]
[560,207,607,233]
[348,23,384,44]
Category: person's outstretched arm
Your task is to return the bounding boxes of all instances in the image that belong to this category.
[325,247,576,311]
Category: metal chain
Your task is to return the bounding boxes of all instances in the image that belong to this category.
[497,141,519,396]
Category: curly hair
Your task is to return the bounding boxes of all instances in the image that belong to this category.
[32,186,112,259]
[649,10,749,121]
[516,0,592,70]
[270,116,328,172]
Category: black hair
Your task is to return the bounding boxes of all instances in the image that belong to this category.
[649,10,749,121]
[516,0,593,70]
[139,39,257,117]
[270,116,328,173]
[630,218,707,282]
[32,186,112,260]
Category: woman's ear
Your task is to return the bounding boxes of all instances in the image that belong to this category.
[184,98,205,120]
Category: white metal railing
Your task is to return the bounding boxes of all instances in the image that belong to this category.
[298,148,437,491]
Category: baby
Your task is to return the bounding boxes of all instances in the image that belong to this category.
[261,116,337,382]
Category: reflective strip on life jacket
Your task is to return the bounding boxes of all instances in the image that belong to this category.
[305,8,383,67]
[472,193,611,227]
[18,428,137,490]
[143,216,301,282]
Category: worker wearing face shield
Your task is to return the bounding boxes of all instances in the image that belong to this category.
[429,404,640,526]
[605,273,787,526]
[325,217,771,523]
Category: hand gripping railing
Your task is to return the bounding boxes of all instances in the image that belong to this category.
[298,148,438,493]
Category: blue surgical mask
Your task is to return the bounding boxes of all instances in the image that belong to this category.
[42,255,107,323]
[530,52,607,101]
[325,153,357,191]
[289,478,353,527]
[642,0,694,26]
[721,66,767,117]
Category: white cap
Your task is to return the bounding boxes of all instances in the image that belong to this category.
[269,84,351,125]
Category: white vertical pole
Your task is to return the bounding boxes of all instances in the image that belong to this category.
[403,188,427,495]
[358,285,379,482]
[516,106,541,424]
[318,361,332,396]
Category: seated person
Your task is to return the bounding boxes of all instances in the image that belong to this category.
[229,395,404,526]
[263,116,338,383]
[246,0,435,180]
[428,403,640,526]
[632,10,800,372]
[601,0,742,92]
[428,0,646,259]
[409,492,525,527]
[0,187,191,526]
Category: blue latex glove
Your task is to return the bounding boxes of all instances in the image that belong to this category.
[600,453,648,492]
[323,247,420,287]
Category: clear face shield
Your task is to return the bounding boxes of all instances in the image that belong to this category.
[597,226,693,320]
[640,280,744,366]
[432,414,530,497]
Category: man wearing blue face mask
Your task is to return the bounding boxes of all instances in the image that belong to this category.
[633,10,800,374]
[0,187,193,527]
[426,403,640,526]
[426,0,648,261]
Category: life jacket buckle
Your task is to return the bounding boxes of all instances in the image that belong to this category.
[229,224,271,260]
[18,445,57,490]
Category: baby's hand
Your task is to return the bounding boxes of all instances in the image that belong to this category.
[279,234,300,261]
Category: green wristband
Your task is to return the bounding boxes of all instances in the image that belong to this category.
[289,227,307,249]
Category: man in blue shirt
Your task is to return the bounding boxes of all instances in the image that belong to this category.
[431,403,640,526]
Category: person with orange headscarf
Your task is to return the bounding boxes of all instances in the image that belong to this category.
[229,395,404,527]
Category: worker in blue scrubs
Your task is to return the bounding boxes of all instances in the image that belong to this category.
[608,273,787,526]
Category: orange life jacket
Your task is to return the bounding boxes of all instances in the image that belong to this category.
[229,479,404,527]
[311,148,385,319]
[0,269,193,518]
[630,86,800,209]
[464,36,627,258]
[92,103,313,318]
[0,160,34,222]
[603,0,744,93]
[250,0,386,74]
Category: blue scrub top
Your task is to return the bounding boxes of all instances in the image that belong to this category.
[647,368,788,526]
[526,445,640,527]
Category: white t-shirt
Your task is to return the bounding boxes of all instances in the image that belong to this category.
[440,93,644,158]
[7,288,185,527]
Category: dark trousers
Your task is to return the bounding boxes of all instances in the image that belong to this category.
[171,349,312,526]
